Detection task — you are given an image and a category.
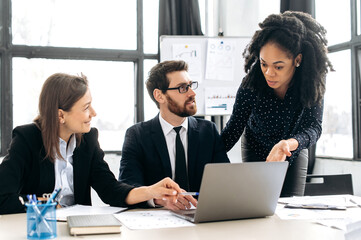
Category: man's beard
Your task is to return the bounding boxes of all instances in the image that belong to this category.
[166,94,197,117]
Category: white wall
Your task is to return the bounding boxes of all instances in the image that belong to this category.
[210,0,280,37]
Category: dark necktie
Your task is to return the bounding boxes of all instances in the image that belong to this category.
[173,126,189,191]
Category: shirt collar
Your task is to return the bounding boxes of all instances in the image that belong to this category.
[159,114,188,136]
[59,134,76,159]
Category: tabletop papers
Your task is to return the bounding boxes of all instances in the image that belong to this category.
[114,210,195,230]
[56,204,127,221]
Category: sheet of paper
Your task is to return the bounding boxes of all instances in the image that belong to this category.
[172,43,202,82]
[276,202,361,231]
[345,220,361,240]
[278,195,355,208]
[205,39,236,81]
[114,210,195,230]
[56,204,127,221]
[205,87,236,115]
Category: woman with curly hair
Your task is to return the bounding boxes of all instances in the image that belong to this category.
[221,11,333,197]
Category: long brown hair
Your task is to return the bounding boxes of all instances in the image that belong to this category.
[34,73,88,162]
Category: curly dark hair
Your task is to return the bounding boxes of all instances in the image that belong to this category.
[146,60,188,108]
[242,11,334,108]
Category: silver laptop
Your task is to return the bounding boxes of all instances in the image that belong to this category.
[172,161,288,223]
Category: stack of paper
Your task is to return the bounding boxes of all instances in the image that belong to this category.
[277,195,361,231]
[345,219,361,240]
[56,204,127,221]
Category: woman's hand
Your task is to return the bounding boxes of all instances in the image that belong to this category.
[146,177,182,204]
[125,177,182,205]
[266,139,298,162]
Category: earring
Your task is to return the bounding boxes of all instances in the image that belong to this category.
[61,120,65,124]
[296,63,300,67]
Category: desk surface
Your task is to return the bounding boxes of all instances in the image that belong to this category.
[0,212,343,240]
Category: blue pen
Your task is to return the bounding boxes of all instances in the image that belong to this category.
[33,194,37,203]
[45,188,61,204]
[27,194,33,204]
[179,192,199,196]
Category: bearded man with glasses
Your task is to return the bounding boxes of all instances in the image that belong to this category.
[118,60,229,211]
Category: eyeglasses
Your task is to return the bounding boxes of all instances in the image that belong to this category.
[165,81,198,94]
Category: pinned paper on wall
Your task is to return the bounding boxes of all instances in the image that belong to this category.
[172,44,202,82]
[160,36,251,115]
[205,39,236,81]
[205,87,236,115]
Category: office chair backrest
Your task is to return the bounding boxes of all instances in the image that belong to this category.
[304,174,354,196]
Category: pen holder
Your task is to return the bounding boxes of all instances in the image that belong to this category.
[26,202,57,239]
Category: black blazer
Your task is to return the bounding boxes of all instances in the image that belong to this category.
[119,115,230,192]
[0,124,134,214]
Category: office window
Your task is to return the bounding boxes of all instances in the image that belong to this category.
[1,0,158,155]
[316,50,353,158]
[315,0,361,160]
[13,58,134,151]
[315,1,351,46]
[144,59,159,121]
[143,0,159,54]
[12,0,137,49]
[356,0,361,35]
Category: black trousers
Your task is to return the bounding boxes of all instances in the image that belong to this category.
[241,135,308,197]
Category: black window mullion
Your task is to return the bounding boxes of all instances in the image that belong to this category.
[350,0,361,159]
[351,45,360,159]
[135,0,144,123]
[1,0,13,156]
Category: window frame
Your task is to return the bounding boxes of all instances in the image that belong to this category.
[0,0,158,155]
[316,0,361,160]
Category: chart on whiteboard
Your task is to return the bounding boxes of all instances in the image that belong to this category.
[172,44,202,82]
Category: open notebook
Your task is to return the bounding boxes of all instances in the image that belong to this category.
[172,162,288,223]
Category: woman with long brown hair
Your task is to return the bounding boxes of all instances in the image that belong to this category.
[0,73,182,214]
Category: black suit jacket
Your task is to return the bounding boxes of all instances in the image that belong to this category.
[119,115,229,192]
[0,124,134,214]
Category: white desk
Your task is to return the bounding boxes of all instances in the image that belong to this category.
[0,212,343,240]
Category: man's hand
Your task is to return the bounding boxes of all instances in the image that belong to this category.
[154,192,198,211]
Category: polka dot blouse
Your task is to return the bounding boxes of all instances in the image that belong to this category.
[221,85,323,164]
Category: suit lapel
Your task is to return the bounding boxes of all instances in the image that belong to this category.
[151,115,172,178]
[72,147,91,204]
[187,117,199,189]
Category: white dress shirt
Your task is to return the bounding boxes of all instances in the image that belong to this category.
[54,135,76,207]
[159,114,189,179]
[147,115,189,207]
